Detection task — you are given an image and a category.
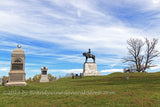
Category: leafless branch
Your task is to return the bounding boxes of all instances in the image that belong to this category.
[123,38,160,72]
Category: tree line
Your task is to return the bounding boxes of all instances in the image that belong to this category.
[26,74,55,82]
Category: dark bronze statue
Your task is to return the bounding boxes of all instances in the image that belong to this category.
[83,49,95,63]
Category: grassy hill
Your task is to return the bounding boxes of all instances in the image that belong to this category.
[0,72,160,107]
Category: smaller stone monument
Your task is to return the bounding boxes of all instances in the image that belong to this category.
[40,66,49,82]
[82,49,101,76]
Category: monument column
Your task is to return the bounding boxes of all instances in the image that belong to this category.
[6,45,27,86]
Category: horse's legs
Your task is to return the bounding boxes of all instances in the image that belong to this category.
[86,57,87,63]
[93,56,95,63]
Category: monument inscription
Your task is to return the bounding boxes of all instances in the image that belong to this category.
[10,74,23,81]
[12,64,23,70]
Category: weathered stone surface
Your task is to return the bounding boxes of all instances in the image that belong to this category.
[83,63,101,76]
[5,82,27,86]
[6,45,27,86]
[9,73,25,82]
[40,66,49,82]
[40,75,49,82]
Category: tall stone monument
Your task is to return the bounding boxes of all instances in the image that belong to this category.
[6,45,27,86]
[40,66,49,82]
[82,49,101,76]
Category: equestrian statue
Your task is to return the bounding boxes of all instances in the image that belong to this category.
[83,49,95,63]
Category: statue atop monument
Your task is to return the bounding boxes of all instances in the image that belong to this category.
[83,49,95,63]
[82,49,101,76]
[17,44,22,48]
[40,66,49,82]
[88,48,91,54]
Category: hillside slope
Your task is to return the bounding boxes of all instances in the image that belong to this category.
[0,72,160,107]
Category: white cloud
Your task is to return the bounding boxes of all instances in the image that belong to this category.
[0,67,10,72]
[49,0,105,16]
[49,69,83,73]
[28,69,83,74]
[0,49,12,52]
[57,54,83,62]
[0,61,10,65]
[0,0,153,58]
[102,0,160,11]
[101,69,123,73]
[153,0,160,4]
[150,65,160,70]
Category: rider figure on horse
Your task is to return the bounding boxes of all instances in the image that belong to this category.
[83,49,95,63]
[88,49,91,54]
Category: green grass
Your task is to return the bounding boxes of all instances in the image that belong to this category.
[1,72,160,107]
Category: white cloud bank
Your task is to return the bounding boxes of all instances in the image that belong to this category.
[27,69,83,74]
[49,69,83,73]
[101,69,123,73]
[0,0,152,55]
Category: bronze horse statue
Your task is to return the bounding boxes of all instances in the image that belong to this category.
[83,49,95,63]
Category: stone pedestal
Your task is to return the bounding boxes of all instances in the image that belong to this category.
[83,63,101,76]
[6,45,27,86]
[40,66,49,82]
[5,82,27,86]
[40,75,49,82]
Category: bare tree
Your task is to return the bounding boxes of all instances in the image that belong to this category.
[123,38,160,72]
[143,38,160,71]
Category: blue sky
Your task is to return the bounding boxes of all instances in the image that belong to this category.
[0,0,160,78]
